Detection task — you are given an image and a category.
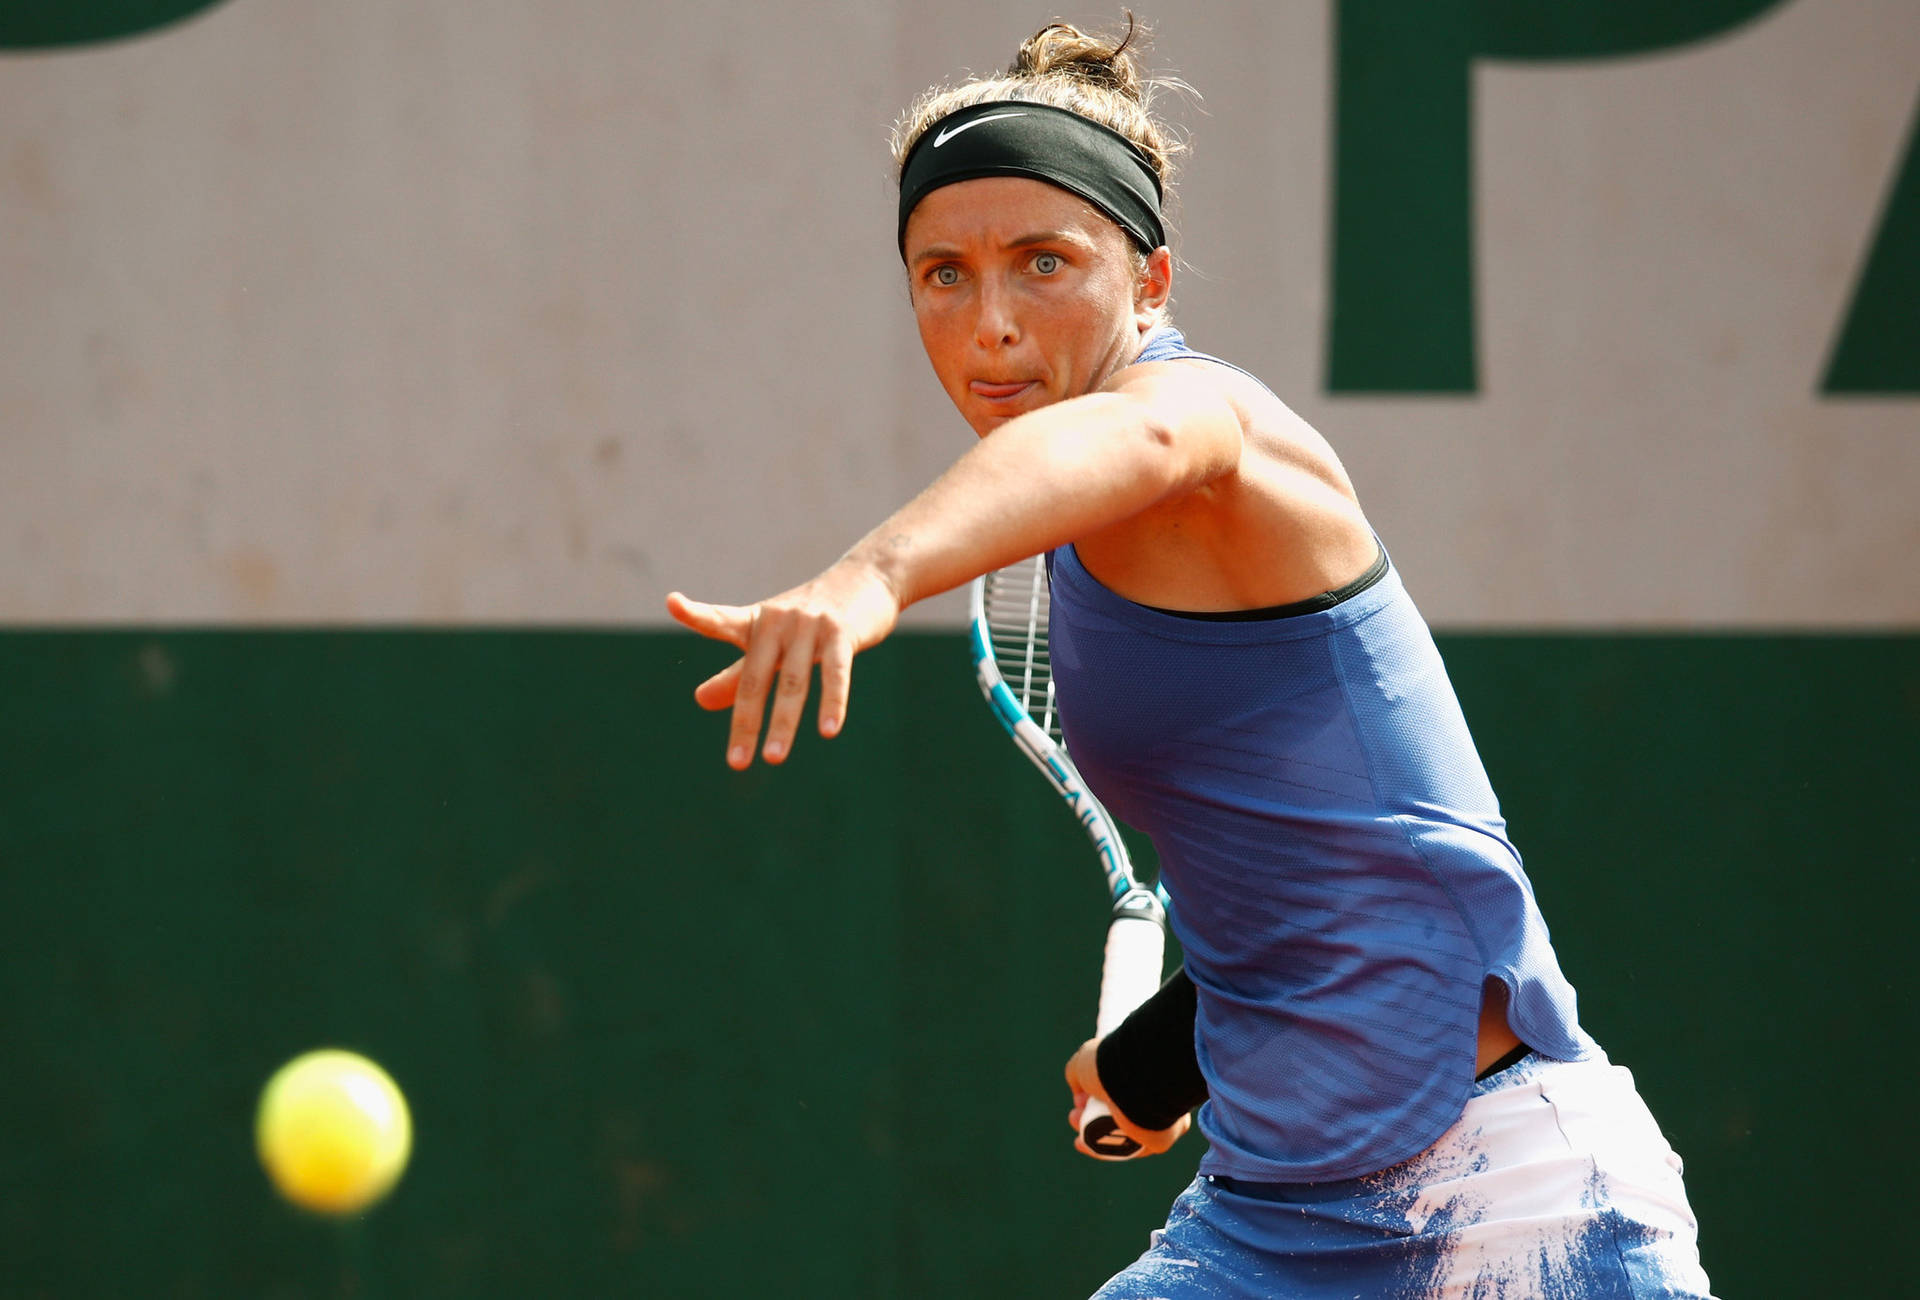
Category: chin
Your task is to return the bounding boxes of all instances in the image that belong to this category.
[971,392,1052,435]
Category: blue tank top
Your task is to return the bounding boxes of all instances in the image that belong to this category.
[1048,328,1595,1182]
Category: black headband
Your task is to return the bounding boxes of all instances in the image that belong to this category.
[897,100,1165,258]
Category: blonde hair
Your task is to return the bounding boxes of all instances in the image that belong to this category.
[891,17,1188,234]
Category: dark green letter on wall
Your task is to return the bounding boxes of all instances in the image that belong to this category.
[1823,99,1920,394]
[0,0,226,48]
[1328,0,1790,393]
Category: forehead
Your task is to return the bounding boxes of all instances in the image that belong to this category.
[902,176,1126,257]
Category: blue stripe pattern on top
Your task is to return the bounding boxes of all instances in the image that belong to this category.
[1046,330,1594,1181]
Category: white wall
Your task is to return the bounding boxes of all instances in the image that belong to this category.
[3,0,1914,626]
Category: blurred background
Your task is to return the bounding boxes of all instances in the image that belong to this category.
[2,1,1914,1294]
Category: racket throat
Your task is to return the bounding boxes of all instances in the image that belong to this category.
[1110,885,1166,927]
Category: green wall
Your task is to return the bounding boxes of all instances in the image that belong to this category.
[2,630,1913,1296]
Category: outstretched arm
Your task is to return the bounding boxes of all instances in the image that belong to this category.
[668,366,1241,767]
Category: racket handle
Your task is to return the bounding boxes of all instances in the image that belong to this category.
[1080,889,1168,1161]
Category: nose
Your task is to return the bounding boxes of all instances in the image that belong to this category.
[974,277,1019,349]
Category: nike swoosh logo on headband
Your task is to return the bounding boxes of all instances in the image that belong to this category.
[933,112,1028,147]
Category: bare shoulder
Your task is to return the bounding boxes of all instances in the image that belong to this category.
[1102,357,1243,439]
[1080,355,1378,612]
[1115,356,1355,493]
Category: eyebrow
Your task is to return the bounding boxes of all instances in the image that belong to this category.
[908,227,1095,269]
[1007,228,1088,251]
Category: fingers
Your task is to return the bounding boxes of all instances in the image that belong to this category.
[673,564,897,766]
[1063,1038,1101,1092]
[758,621,821,764]
[725,610,786,769]
[1063,1038,1099,1134]
[665,592,754,648]
[1062,1036,1189,1158]
[816,632,854,738]
[693,659,744,711]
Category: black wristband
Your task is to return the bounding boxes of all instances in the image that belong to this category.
[1094,966,1208,1132]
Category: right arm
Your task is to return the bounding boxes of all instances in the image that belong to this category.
[1063,966,1206,1157]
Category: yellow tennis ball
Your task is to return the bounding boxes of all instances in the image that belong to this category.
[256,1049,412,1215]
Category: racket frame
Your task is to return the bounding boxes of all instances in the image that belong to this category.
[968,555,1171,1160]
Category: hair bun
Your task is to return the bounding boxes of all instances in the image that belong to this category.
[891,13,1185,204]
[1012,18,1145,101]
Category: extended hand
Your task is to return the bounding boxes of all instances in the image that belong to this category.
[666,561,901,768]
[1063,1037,1191,1159]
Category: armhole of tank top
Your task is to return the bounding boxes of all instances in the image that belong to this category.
[1139,543,1388,622]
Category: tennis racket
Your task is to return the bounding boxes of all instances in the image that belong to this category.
[968,553,1170,1160]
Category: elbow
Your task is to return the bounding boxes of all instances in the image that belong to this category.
[1138,408,1240,495]
[1138,417,1189,490]
[1141,415,1179,454]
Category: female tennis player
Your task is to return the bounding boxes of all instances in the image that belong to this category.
[669,20,1714,1298]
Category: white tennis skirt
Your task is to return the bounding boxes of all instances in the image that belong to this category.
[1093,1052,1716,1299]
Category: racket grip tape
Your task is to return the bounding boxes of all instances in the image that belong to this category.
[1080,890,1168,1161]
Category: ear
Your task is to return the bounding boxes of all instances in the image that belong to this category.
[1134,246,1173,326]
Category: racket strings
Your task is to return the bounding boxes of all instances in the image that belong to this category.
[981,557,1063,745]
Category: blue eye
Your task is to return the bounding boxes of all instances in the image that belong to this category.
[932,265,960,286]
[1032,252,1062,274]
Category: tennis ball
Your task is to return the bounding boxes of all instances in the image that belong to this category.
[256,1049,412,1215]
